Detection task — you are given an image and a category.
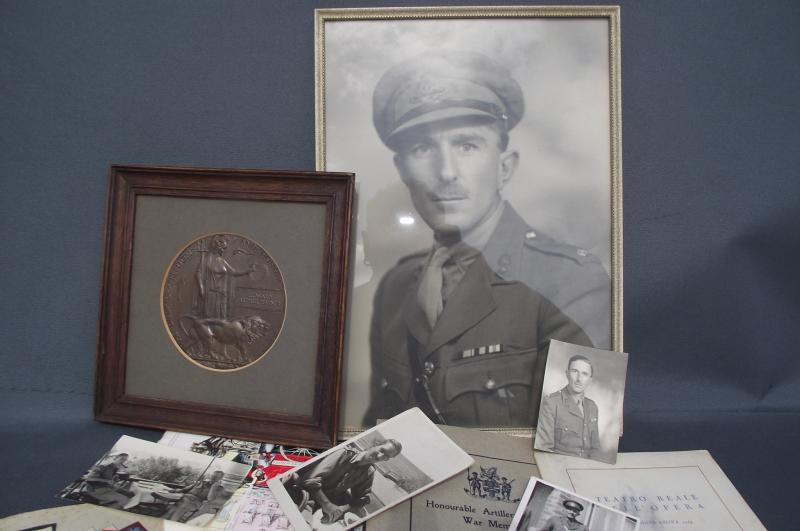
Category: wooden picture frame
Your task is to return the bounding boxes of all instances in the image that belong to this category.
[94,165,354,448]
[315,6,622,435]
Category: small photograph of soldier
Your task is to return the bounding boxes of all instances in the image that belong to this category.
[534,340,628,464]
[510,478,638,531]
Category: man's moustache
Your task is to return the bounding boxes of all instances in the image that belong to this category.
[428,187,470,201]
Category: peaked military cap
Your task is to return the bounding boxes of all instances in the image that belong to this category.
[372,50,525,147]
[563,499,585,512]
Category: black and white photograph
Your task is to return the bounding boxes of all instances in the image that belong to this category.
[316,7,622,433]
[59,435,251,525]
[534,340,628,464]
[159,431,269,463]
[268,408,473,531]
[510,478,639,531]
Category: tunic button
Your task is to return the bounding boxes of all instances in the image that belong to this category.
[525,230,537,239]
[380,378,389,389]
[577,248,588,257]
[484,378,497,391]
[423,361,435,376]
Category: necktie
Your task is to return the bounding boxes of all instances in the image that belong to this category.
[417,245,452,328]
[577,398,584,416]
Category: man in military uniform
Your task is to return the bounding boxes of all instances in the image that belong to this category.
[165,470,228,522]
[83,452,133,508]
[282,439,402,525]
[538,499,587,531]
[364,50,609,427]
[536,355,600,459]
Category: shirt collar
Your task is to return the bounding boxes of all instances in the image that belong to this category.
[564,387,585,405]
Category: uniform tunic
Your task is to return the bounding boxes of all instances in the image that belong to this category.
[536,386,600,459]
[480,205,611,350]
[365,249,592,426]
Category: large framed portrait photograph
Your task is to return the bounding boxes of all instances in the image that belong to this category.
[316,7,622,434]
[94,165,354,448]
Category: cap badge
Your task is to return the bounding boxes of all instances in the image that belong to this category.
[409,76,451,105]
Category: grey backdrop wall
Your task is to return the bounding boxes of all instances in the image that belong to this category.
[1,1,798,529]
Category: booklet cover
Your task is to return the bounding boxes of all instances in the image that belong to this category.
[366,426,538,530]
[535,450,766,531]
[268,408,473,531]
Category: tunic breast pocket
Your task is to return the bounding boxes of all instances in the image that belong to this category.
[556,424,582,448]
[442,348,540,427]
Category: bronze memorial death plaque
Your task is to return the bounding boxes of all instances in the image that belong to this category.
[161,232,286,371]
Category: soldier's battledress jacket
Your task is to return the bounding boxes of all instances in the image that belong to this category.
[536,386,600,459]
[364,206,597,427]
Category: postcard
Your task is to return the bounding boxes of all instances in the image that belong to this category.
[268,408,473,530]
[510,477,639,531]
[534,340,628,464]
[534,450,766,530]
[365,425,538,530]
[59,435,251,525]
